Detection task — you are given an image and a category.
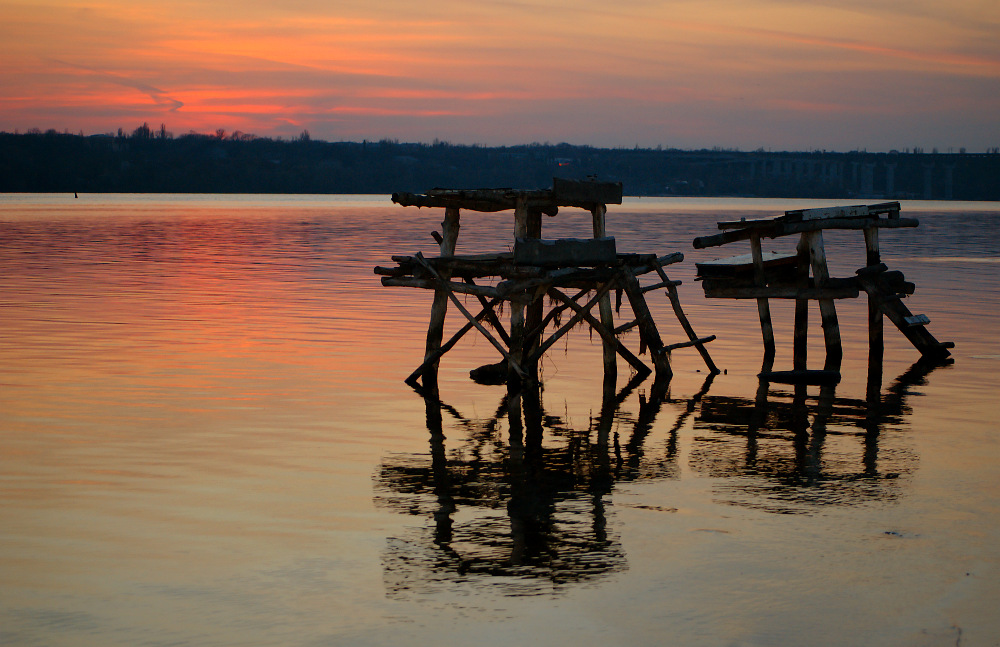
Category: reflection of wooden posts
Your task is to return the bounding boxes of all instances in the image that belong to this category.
[380,180,718,388]
[695,202,952,380]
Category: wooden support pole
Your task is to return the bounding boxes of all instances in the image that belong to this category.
[864,226,884,366]
[422,207,461,390]
[805,231,843,371]
[621,267,671,378]
[592,203,618,383]
[793,234,810,371]
[524,208,544,378]
[750,232,776,370]
[509,198,531,383]
[651,258,720,374]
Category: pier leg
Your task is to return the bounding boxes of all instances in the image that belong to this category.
[793,235,810,371]
[864,226,884,368]
[423,207,460,391]
[622,268,671,379]
[750,232,776,371]
[592,203,618,384]
[805,231,843,372]
[509,198,531,384]
[524,208,544,379]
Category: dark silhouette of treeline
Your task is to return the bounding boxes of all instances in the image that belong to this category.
[3,126,999,199]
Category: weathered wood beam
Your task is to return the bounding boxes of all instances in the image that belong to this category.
[405,295,505,385]
[546,287,651,377]
[381,276,501,297]
[414,252,527,378]
[527,282,615,365]
[701,285,860,299]
[664,335,716,352]
[694,217,919,249]
[651,257,719,374]
[806,230,843,371]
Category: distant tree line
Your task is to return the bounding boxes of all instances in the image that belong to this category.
[2,125,998,200]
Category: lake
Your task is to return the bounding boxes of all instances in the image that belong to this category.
[2,193,999,646]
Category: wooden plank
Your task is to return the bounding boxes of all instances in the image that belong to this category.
[513,237,617,266]
[553,177,623,205]
[696,251,798,277]
[641,279,682,293]
[904,314,931,327]
[786,204,871,221]
[701,285,860,299]
[381,276,501,297]
[664,335,716,352]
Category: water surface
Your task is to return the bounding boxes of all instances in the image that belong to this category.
[2,194,999,646]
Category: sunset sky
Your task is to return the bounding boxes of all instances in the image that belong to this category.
[2,0,998,150]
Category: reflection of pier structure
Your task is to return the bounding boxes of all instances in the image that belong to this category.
[374,350,947,595]
[374,375,711,596]
[375,179,717,389]
[690,359,947,514]
[693,201,953,381]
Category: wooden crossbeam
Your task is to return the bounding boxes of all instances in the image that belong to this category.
[527,282,616,365]
[414,252,527,378]
[405,295,505,385]
[651,256,720,374]
[545,287,651,376]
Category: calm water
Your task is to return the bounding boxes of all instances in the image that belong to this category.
[2,194,999,646]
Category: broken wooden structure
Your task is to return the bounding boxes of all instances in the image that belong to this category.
[693,201,953,382]
[376,179,718,389]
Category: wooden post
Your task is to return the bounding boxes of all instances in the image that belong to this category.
[423,206,460,390]
[621,268,671,378]
[805,231,843,371]
[509,198,530,384]
[592,203,617,383]
[793,234,810,370]
[750,232,776,370]
[524,208,544,378]
[652,258,719,374]
[864,225,883,367]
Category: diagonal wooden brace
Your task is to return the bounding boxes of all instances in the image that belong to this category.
[414,252,527,378]
[527,281,616,365]
[545,286,651,376]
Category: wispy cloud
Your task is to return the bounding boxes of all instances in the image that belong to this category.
[46,58,184,111]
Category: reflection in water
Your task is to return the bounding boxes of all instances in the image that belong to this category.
[376,358,948,596]
[691,359,950,514]
[374,375,712,597]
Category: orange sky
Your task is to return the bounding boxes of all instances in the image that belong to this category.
[1,0,998,150]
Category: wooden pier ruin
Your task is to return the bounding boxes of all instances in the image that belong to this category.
[375,179,718,389]
[693,201,953,383]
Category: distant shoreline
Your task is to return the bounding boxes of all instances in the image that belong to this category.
[3,131,998,201]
